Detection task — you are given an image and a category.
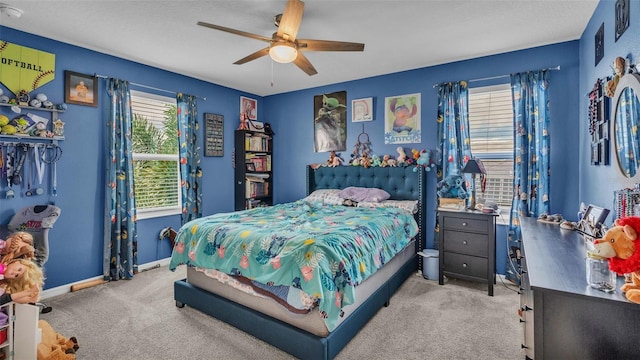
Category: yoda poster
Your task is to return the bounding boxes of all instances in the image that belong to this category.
[314,91,347,152]
[384,93,421,144]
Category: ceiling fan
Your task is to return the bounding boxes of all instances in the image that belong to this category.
[197,0,365,76]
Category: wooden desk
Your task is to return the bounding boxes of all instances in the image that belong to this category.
[520,217,640,359]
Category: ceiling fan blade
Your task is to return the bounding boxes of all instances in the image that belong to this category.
[234,47,270,65]
[293,52,317,76]
[298,39,365,52]
[276,0,304,42]
[197,21,271,43]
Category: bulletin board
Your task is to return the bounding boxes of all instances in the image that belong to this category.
[204,113,224,157]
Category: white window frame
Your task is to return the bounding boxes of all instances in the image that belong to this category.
[130,90,181,220]
[468,83,514,225]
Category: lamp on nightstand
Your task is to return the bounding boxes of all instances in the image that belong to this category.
[461,158,486,210]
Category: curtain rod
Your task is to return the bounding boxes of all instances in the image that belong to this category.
[432,65,561,88]
[94,74,206,101]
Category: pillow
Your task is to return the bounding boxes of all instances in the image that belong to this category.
[302,189,342,204]
[358,200,419,214]
[338,187,391,203]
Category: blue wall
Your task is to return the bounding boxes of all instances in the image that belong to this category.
[0,27,263,288]
[1,15,587,287]
[266,42,582,274]
[578,0,640,220]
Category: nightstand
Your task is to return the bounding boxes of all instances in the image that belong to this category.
[438,209,497,296]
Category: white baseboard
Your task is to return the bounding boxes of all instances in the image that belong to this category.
[41,258,171,299]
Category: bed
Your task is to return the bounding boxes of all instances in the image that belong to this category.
[170,165,426,359]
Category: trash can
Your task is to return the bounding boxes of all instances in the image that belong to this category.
[418,249,439,280]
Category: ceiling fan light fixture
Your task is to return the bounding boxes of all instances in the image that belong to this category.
[269,42,298,63]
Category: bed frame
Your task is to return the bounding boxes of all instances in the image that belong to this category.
[174,165,426,360]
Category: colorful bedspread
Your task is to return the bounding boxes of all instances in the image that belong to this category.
[169,200,419,331]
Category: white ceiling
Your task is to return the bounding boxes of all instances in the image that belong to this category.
[0,0,598,97]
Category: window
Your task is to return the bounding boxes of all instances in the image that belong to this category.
[468,84,514,223]
[130,90,181,219]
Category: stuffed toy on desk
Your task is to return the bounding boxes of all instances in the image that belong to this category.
[592,216,640,303]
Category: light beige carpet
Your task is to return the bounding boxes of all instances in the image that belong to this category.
[40,266,523,359]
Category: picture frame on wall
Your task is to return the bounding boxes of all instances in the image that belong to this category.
[204,113,224,157]
[352,97,373,122]
[65,70,98,107]
[240,96,258,120]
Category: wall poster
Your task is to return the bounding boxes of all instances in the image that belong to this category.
[384,93,421,144]
[204,113,224,157]
[314,91,347,152]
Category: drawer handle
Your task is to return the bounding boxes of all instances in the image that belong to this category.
[462,240,468,245]
[462,222,468,227]
[462,263,467,268]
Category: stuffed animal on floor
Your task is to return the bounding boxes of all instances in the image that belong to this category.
[37,320,79,360]
[592,216,640,303]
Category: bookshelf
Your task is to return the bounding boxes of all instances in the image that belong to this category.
[234,130,273,210]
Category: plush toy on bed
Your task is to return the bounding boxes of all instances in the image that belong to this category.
[592,216,640,303]
[436,174,468,199]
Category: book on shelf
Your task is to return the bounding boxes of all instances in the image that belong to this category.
[244,133,271,152]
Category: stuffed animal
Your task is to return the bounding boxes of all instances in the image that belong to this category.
[327,151,343,167]
[437,174,468,199]
[396,147,407,165]
[414,149,435,172]
[1,231,35,263]
[371,154,382,167]
[592,216,640,303]
[37,320,79,360]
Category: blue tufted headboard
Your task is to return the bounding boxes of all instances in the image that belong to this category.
[306,165,426,257]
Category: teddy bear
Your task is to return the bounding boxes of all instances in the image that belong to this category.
[437,174,468,199]
[37,320,79,360]
[592,216,640,303]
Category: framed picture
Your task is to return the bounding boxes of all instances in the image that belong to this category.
[240,96,257,121]
[352,97,373,122]
[65,70,98,107]
[313,91,347,152]
[246,162,256,172]
[204,113,224,157]
[384,93,421,144]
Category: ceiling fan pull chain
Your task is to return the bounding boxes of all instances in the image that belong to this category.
[271,60,274,87]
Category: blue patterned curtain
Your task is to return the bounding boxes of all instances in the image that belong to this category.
[104,78,138,280]
[435,81,472,250]
[506,70,551,284]
[436,81,472,181]
[176,93,202,224]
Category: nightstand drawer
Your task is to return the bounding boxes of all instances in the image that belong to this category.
[443,230,488,257]
[442,216,488,233]
[443,252,487,279]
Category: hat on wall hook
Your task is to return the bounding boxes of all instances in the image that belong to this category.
[0,4,23,18]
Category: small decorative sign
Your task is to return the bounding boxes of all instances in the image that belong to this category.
[352,97,373,122]
[595,23,605,66]
[204,113,224,157]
